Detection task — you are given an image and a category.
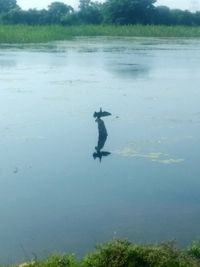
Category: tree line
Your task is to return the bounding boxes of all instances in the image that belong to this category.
[0,0,200,26]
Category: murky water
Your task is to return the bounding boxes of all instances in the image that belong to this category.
[0,37,200,264]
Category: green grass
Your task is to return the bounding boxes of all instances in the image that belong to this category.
[1,24,200,43]
[7,239,200,267]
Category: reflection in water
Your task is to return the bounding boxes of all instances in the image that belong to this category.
[0,59,17,68]
[93,107,112,119]
[93,109,111,162]
[109,62,150,79]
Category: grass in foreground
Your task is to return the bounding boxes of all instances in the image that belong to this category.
[8,239,200,267]
[1,24,200,43]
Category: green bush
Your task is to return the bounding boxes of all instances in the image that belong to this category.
[188,241,200,260]
[81,239,199,267]
[24,254,78,267]
[7,239,200,267]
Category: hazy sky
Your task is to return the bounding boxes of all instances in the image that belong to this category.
[17,0,200,11]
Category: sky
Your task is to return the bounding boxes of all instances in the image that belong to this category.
[17,0,200,12]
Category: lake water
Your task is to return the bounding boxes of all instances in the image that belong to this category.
[0,37,200,264]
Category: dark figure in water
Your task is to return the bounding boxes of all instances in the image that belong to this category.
[96,118,107,150]
[93,108,111,119]
[93,118,111,162]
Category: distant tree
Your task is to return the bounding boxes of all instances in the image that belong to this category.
[181,10,195,25]
[1,7,22,24]
[194,11,200,25]
[47,1,74,24]
[1,8,50,25]
[0,0,199,26]
[60,13,79,25]
[79,0,90,10]
[0,0,17,13]
[103,0,156,24]
[169,9,184,25]
[24,9,50,25]
[154,6,172,25]
[154,6,196,26]
[78,0,103,24]
[34,9,50,24]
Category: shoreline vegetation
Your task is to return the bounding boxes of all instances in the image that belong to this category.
[6,239,200,267]
[1,25,200,43]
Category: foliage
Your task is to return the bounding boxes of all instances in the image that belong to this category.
[188,241,200,260]
[47,2,74,24]
[1,0,200,26]
[21,254,78,267]
[82,239,198,267]
[1,24,200,43]
[0,0,17,13]
[103,0,156,24]
[1,8,49,25]
[8,239,200,267]
[78,0,103,24]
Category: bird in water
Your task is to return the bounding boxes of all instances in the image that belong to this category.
[93,108,111,119]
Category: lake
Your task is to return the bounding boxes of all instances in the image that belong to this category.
[0,37,200,264]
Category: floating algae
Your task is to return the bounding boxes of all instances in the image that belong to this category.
[114,147,167,159]
[151,158,184,164]
[114,147,139,157]
[114,146,184,165]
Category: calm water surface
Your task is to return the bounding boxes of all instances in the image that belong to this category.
[0,37,200,264]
